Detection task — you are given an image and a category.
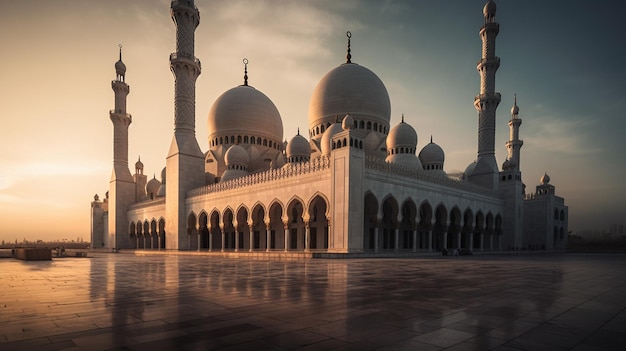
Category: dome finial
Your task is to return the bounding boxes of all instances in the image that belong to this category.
[430,135,433,143]
[346,31,352,63]
[297,127,300,136]
[118,44,122,61]
[401,113,405,123]
[243,58,249,86]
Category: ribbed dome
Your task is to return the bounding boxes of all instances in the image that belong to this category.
[146,176,161,197]
[308,63,390,140]
[208,85,283,147]
[286,133,311,159]
[224,144,249,167]
[320,122,344,156]
[386,121,417,151]
[540,172,550,185]
[419,141,445,165]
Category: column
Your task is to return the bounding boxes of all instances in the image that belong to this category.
[480,233,484,251]
[208,227,213,252]
[220,227,225,252]
[248,221,254,253]
[490,234,494,251]
[136,235,139,250]
[234,225,239,252]
[150,235,154,250]
[283,222,289,252]
[469,233,474,252]
[374,227,379,253]
[304,221,310,252]
[428,230,433,252]
[266,223,271,252]
[443,231,448,250]
[457,232,462,249]
[157,235,161,250]
[197,232,201,252]
[412,229,417,253]
[143,235,146,250]
[394,228,399,252]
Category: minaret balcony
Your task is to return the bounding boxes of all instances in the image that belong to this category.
[109,110,132,121]
[480,22,500,32]
[477,57,500,67]
[169,52,201,70]
[474,93,501,102]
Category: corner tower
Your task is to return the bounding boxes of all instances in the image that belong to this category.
[108,46,135,250]
[469,0,501,190]
[166,0,204,249]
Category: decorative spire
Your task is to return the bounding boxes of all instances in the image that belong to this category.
[401,113,405,123]
[346,31,352,63]
[297,127,300,136]
[243,58,249,86]
[511,93,520,117]
[118,44,122,61]
[430,135,433,143]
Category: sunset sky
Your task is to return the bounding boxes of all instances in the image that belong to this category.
[0,0,624,243]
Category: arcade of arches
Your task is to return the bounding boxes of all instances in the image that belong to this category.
[129,193,503,253]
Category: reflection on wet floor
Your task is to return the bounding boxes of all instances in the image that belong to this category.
[0,253,625,350]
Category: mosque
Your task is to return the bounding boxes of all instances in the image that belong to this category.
[90,0,568,255]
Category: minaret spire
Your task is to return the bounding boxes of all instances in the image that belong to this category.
[469,0,501,190]
[506,95,523,170]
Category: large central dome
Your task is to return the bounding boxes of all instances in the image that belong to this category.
[308,63,391,141]
[208,85,283,148]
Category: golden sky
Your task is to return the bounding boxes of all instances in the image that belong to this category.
[1,0,625,242]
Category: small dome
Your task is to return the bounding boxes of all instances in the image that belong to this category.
[308,63,390,140]
[511,103,519,116]
[502,158,517,171]
[320,121,344,156]
[146,176,161,198]
[540,172,550,184]
[156,167,166,197]
[463,161,477,180]
[224,144,249,167]
[286,132,311,159]
[115,59,126,76]
[208,85,283,148]
[387,119,417,151]
[135,157,144,170]
[419,139,445,165]
[483,0,497,17]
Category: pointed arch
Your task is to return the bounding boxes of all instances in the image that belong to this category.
[268,200,284,250]
[364,191,379,250]
[399,198,417,249]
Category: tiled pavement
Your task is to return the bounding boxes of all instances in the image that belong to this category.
[0,253,625,350]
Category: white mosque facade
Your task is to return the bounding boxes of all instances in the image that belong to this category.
[90,0,568,255]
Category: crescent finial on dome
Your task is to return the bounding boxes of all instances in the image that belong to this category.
[346,31,352,63]
[243,58,249,86]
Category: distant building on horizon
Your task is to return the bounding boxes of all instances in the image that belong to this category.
[91,0,567,255]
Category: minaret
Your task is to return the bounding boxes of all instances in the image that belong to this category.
[166,0,204,249]
[108,45,135,250]
[506,95,523,170]
[470,0,501,190]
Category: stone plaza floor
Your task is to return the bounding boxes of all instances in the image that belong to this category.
[0,253,625,350]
